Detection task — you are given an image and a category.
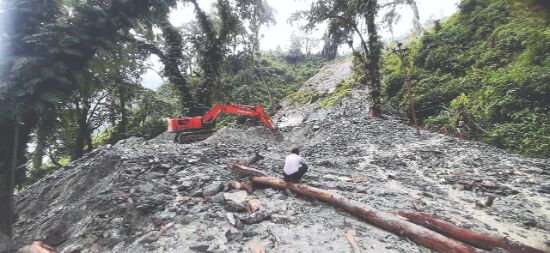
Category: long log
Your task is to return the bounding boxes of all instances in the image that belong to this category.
[229,163,483,253]
[398,210,546,253]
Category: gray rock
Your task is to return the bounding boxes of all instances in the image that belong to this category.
[203,181,224,196]
[189,243,210,252]
[166,167,177,176]
[243,227,259,237]
[140,182,155,193]
[225,201,246,212]
[136,231,161,244]
[191,189,203,197]
[223,190,247,205]
[241,211,271,225]
[175,170,188,178]
[152,211,176,224]
[212,192,225,203]
[225,213,244,229]
[152,163,171,172]
[178,180,194,191]
[187,158,200,164]
[225,227,243,242]
[199,175,212,182]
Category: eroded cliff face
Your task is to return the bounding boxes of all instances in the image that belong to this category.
[13,58,550,253]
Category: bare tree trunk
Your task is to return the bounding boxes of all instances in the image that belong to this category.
[321,19,341,60]
[228,163,483,253]
[32,116,48,170]
[0,124,16,251]
[85,133,93,153]
[118,87,128,138]
[72,99,91,160]
[398,211,545,253]
[406,0,424,35]
[158,18,195,112]
[365,0,382,117]
[0,116,35,251]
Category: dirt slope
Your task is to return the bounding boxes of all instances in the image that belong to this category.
[11,57,550,253]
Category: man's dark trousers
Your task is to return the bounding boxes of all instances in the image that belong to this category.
[283,163,308,183]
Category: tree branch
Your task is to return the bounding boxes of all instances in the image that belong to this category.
[327,15,369,56]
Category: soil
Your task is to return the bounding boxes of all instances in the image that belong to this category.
[10,57,550,253]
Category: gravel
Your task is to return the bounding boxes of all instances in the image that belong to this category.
[11,57,550,253]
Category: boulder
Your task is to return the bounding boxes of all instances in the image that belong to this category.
[202,181,224,196]
[223,191,247,205]
[135,231,161,244]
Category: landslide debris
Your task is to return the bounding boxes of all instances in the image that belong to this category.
[12,58,550,253]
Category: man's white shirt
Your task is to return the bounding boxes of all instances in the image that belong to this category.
[283,154,307,175]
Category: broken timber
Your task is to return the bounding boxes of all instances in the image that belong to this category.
[398,210,545,253]
[228,162,482,253]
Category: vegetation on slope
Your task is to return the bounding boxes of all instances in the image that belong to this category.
[382,0,550,157]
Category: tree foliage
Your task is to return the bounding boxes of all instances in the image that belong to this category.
[381,0,550,156]
[0,0,179,241]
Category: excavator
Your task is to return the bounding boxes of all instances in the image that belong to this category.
[167,103,274,143]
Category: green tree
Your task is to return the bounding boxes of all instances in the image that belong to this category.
[235,0,275,56]
[298,0,383,116]
[188,0,241,108]
[382,0,550,156]
[381,0,424,36]
[321,18,351,60]
[0,0,179,244]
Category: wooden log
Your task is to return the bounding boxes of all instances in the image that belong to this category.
[229,161,268,177]
[17,241,59,253]
[398,210,545,253]
[229,163,483,253]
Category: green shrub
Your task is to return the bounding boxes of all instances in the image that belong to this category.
[288,89,321,104]
[381,0,550,157]
[320,77,358,108]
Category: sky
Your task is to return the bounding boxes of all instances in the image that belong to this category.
[141,0,461,89]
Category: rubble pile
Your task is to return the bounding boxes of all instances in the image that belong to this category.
[13,58,550,252]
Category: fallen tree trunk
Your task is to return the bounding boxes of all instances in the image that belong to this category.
[398,210,545,253]
[228,162,483,253]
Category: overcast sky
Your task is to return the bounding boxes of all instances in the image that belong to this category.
[141,0,460,89]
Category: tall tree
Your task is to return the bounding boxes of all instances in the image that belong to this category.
[321,18,350,60]
[381,0,424,36]
[124,3,195,114]
[0,0,178,245]
[298,0,383,116]
[189,0,241,108]
[235,0,275,55]
[365,0,383,116]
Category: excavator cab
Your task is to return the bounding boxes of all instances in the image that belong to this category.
[168,118,198,132]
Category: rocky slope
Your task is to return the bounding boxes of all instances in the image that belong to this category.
[11,58,550,253]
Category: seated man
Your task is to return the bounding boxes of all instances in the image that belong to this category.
[283,147,308,183]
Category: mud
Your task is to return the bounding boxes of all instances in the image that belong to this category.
[10,57,550,253]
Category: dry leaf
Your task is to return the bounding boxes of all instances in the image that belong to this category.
[345,230,361,253]
[249,241,265,253]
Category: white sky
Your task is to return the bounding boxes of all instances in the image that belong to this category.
[141,0,460,89]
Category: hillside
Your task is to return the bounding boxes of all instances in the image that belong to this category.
[11,58,550,253]
[382,0,550,157]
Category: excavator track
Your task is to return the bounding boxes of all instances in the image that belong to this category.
[174,130,216,144]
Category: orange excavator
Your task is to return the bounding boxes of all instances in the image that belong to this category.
[167,103,274,143]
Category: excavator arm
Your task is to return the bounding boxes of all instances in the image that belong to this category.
[202,104,274,129]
